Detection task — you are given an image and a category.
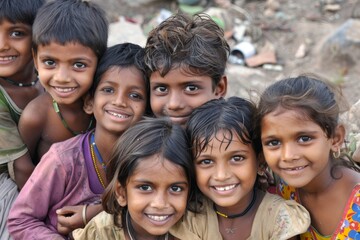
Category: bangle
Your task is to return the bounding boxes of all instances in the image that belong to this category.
[82,204,88,226]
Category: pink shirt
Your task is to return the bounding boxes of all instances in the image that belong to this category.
[7,132,102,239]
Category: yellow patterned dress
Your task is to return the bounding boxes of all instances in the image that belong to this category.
[278,180,360,240]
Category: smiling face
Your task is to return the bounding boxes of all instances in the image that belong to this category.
[260,108,336,189]
[116,156,189,238]
[150,67,226,126]
[34,41,97,105]
[0,19,33,81]
[195,130,258,213]
[89,66,147,136]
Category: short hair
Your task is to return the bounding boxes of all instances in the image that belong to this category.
[0,0,45,25]
[144,13,230,88]
[32,0,108,59]
[91,43,152,116]
[186,97,258,157]
[102,117,195,227]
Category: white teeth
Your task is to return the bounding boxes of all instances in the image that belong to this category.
[55,87,75,93]
[215,184,236,191]
[286,166,305,171]
[147,215,169,221]
[108,111,129,118]
[0,56,16,61]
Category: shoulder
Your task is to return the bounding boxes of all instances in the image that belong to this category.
[72,211,124,240]
[20,93,52,124]
[254,192,310,239]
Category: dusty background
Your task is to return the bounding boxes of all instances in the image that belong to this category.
[93,0,360,106]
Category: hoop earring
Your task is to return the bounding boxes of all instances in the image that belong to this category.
[332,149,341,159]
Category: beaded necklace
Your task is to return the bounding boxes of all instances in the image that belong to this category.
[52,99,93,136]
[1,76,39,87]
[214,188,256,219]
[89,134,106,188]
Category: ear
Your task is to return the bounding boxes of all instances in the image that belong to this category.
[83,93,94,114]
[115,182,127,207]
[331,124,346,152]
[32,48,39,71]
[214,75,227,98]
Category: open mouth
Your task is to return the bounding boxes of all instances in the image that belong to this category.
[0,56,17,61]
[213,184,238,192]
[106,110,130,119]
[146,214,171,222]
[54,87,76,93]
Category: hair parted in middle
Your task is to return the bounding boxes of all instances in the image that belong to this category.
[32,0,109,59]
[102,117,195,227]
[144,13,230,88]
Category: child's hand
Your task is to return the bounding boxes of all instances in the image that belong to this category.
[56,205,84,235]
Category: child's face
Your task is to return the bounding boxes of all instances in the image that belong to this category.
[195,130,257,210]
[116,156,189,238]
[34,42,97,105]
[261,108,336,189]
[88,66,147,136]
[150,68,226,126]
[0,19,33,80]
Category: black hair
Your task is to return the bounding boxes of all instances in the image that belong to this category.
[32,0,108,59]
[102,117,195,227]
[144,13,229,88]
[91,43,152,116]
[0,0,45,25]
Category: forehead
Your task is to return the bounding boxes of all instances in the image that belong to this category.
[99,66,145,87]
[130,155,187,182]
[36,41,97,59]
[201,130,249,152]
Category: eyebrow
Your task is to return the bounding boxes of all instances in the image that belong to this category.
[132,180,188,185]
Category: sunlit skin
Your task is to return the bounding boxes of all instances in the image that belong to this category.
[195,130,258,215]
[0,19,42,109]
[116,156,189,239]
[260,107,360,236]
[150,68,226,126]
[260,108,337,192]
[33,41,98,105]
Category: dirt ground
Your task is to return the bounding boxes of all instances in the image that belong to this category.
[93,0,360,106]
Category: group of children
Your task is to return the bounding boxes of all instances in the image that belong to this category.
[1,0,359,239]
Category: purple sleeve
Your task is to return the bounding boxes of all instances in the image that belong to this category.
[7,145,68,240]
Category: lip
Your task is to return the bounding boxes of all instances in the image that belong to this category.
[52,86,77,98]
[168,115,189,125]
[280,165,308,175]
[211,184,239,195]
[0,56,17,65]
[145,214,173,226]
[105,109,131,120]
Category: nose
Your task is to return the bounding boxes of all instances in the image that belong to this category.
[53,65,71,83]
[167,92,185,111]
[150,191,168,209]
[0,34,10,51]
[112,91,127,107]
[214,162,231,181]
[281,142,300,162]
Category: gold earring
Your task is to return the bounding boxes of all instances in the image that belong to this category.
[332,149,341,159]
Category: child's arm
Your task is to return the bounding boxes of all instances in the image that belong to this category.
[18,94,47,161]
[56,204,103,235]
[7,146,69,239]
[12,151,34,189]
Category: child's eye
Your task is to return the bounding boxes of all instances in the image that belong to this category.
[264,140,280,147]
[43,60,55,67]
[198,159,213,165]
[101,87,114,93]
[129,92,143,100]
[139,185,152,191]
[232,155,244,162]
[73,62,86,69]
[154,86,168,93]
[10,31,24,37]
[185,85,199,92]
[299,136,312,143]
[170,186,183,192]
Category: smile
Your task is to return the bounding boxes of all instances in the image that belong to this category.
[106,110,130,118]
[283,166,307,171]
[146,214,171,222]
[54,87,76,93]
[0,56,16,61]
[213,184,238,191]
